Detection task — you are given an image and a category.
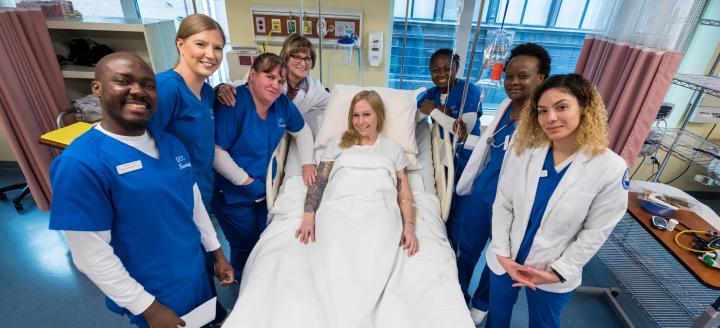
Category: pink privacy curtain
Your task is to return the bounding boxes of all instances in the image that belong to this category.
[575,37,682,166]
[0,8,70,211]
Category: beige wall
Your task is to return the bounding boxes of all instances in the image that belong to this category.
[225,0,393,88]
[0,126,16,162]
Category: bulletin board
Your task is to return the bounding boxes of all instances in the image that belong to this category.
[251,5,362,47]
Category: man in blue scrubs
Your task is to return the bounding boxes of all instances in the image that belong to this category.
[49,52,233,327]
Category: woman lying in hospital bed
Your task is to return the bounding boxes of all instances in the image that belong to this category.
[222,86,474,328]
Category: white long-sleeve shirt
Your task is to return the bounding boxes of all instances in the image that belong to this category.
[65,124,221,315]
[213,123,314,186]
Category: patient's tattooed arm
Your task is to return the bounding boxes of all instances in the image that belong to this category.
[304,161,334,213]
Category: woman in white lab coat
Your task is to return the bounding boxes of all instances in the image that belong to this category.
[485,74,629,328]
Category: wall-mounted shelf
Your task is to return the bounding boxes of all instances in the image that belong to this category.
[653,19,719,184]
[46,16,178,100]
[672,74,720,98]
[647,128,720,167]
[700,19,720,27]
[59,65,95,79]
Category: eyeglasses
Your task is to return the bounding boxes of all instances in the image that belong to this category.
[290,54,313,66]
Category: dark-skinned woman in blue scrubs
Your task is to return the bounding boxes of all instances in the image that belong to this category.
[452,44,551,325]
[212,53,315,282]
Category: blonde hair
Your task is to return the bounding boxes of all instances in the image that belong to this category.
[279,33,316,69]
[175,14,226,68]
[514,73,609,156]
[339,90,386,148]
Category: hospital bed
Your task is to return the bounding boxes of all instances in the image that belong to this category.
[223,86,473,328]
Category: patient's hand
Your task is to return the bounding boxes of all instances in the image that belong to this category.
[295,212,316,244]
[302,164,317,187]
[419,99,436,116]
[216,83,237,107]
[400,222,419,256]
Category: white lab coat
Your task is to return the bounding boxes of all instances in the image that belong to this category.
[456,98,512,195]
[487,145,629,293]
[284,75,329,136]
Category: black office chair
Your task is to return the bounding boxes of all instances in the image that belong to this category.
[0,183,30,211]
[0,107,84,212]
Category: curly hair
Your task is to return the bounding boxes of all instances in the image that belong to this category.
[339,90,386,148]
[513,74,609,157]
[505,43,551,79]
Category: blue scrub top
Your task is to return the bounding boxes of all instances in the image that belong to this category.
[151,69,216,207]
[470,105,516,201]
[418,79,482,176]
[516,149,570,265]
[49,128,211,325]
[214,85,305,205]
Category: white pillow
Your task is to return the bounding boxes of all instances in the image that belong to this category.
[315,84,425,170]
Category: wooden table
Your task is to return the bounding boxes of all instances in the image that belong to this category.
[626,192,720,327]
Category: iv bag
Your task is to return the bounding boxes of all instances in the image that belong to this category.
[477,29,515,89]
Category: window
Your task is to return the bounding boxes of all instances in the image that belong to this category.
[72,1,124,17]
[522,0,552,26]
[496,0,523,25]
[413,0,437,19]
[391,0,613,110]
[555,0,586,28]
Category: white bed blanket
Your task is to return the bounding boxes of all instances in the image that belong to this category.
[223,151,472,327]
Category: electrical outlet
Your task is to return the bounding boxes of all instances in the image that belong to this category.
[255,16,266,33]
[271,19,282,33]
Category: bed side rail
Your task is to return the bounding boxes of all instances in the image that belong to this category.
[266,132,290,209]
[430,123,455,222]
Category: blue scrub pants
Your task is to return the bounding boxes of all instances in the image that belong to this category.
[212,194,268,282]
[486,272,573,328]
[446,193,492,310]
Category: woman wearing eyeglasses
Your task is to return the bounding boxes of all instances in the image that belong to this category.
[218,34,328,134]
[218,34,328,186]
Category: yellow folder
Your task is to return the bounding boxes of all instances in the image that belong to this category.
[40,122,93,148]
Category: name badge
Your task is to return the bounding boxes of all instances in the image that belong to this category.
[116,160,143,175]
[503,135,510,151]
[540,170,548,178]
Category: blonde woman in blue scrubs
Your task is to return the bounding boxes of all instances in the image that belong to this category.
[149,14,227,324]
[151,13,225,207]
